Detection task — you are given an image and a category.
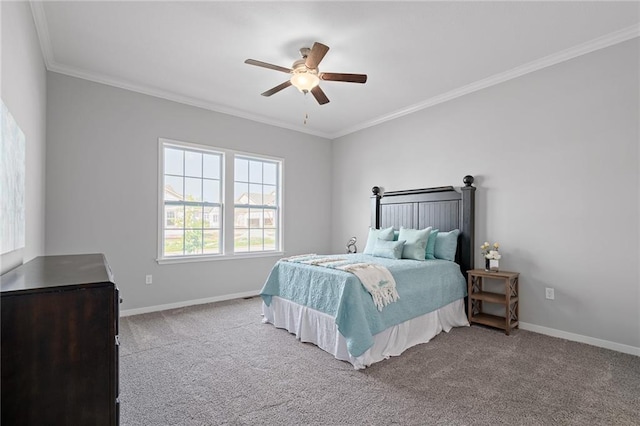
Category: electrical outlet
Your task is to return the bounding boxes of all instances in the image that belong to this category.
[545,287,554,300]
[145,275,152,285]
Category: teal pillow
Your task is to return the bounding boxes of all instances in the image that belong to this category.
[393,230,400,241]
[372,239,405,259]
[363,227,394,255]
[434,229,460,261]
[398,226,432,261]
[425,229,439,259]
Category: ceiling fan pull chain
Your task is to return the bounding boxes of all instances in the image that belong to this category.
[303,91,310,125]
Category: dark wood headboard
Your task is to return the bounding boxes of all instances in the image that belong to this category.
[370,176,476,277]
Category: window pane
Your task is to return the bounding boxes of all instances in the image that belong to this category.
[249,230,264,251]
[234,229,249,252]
[234,207,248,227]
[204,206,220,228]
[264,209,276,228]
[203,179,220,203]
[235,182,249,204]
[263,162,277,185]
[164,229,184,256]
[203,230,220,254]
[165,148,183,175]
[184,229,203,255]
[185,151,202,177]
[264,229,276,251]
[165,176,184,200]
[235,158,248,181]
[249,161,263,183]
[164,204,183,228]
[249,208,263,229]
[185,177,202,202]
[203,154,220,179]
[263,185,276,206]
[249,184,262,205]
[185,206,203,228]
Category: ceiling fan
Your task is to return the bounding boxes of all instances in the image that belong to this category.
[244,42,367,105]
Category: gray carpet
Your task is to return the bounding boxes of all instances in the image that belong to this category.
[119,297,640,425]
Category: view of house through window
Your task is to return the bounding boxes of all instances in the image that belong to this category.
[159,139,281,260]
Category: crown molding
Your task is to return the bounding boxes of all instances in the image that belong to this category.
[30,1,54,69]
[329,24,640,139]
[47,60,332,139]
[29,1,639,141]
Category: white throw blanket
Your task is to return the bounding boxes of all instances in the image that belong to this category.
[336,263,399,311]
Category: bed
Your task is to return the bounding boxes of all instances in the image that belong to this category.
[260,176,476,369]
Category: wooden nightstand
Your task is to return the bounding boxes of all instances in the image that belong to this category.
[467,269,519,335]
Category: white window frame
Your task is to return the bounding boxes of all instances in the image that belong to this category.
[157,138,284,264]
[233,155,282,254]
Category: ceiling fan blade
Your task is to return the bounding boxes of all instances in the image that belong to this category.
[305,42,329,69]
[320,73,367,84]
[311,86,330,105]
[245,59,292,74]
[261,81,292,97]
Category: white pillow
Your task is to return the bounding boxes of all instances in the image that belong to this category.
[398,226,432,260]
[363,227,394,255]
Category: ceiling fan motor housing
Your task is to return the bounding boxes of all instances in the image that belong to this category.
[292,59,318,74]
[299,47,311,58]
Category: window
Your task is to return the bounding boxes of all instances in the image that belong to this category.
[158,139,282,262]
[161,141,222,258]
[234,157,280,253]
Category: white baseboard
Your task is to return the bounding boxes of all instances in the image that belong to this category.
[119,290,260,317]
[519,322,640,357]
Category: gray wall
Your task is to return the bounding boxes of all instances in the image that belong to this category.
[45,73,332,311]
[331,40,639,350]
[0,2,47,274]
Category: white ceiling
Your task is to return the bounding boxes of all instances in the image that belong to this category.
[31,1,639,139]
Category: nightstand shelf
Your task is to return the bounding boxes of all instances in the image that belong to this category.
[467,269,520,335]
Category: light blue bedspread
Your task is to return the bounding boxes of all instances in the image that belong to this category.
[260,254,467,357]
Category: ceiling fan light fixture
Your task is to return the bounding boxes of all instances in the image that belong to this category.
[290,71,320,93]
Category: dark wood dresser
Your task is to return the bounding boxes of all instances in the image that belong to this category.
[1,254,120,426]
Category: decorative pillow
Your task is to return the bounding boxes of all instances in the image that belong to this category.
[434,229,460,261]
[393,230,400,241]
[398,226,432,261]
[425,229,439,259]
[372,239,405,259]
[363,227,394,255]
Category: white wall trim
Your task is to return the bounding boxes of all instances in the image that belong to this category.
[29,1,55,69]
[519,322,640,357]
[119,290,260,317]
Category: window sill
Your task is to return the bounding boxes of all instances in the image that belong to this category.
[156,251,285,265]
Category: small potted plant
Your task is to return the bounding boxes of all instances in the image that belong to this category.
[481,241,501,272]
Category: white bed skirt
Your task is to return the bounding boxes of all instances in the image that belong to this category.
[262,297,469,369]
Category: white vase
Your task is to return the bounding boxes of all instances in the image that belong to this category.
[489,259,499,272]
